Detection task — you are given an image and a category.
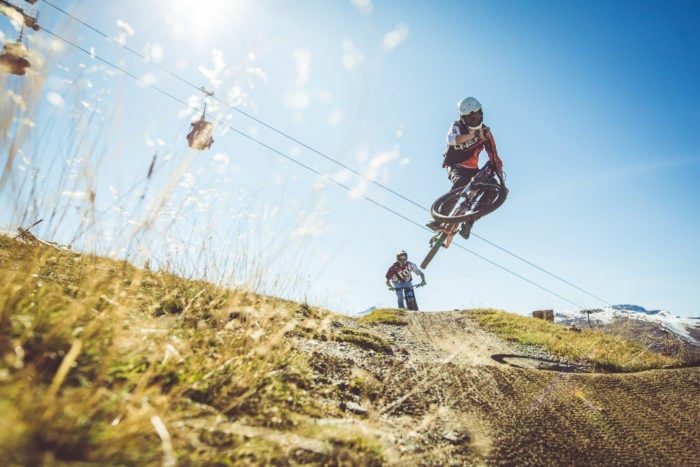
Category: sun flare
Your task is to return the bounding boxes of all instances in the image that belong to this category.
[161,0,253,43]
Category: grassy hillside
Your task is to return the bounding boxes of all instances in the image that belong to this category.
[1,233,696,465]
[0,233,380,465]
[468,308,680,371]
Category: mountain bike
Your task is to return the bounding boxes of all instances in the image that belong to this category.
[390,283,423,311]
[420,161,508,269]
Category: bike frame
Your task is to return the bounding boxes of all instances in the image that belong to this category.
[433,162,505,223]
[420,162,507,269]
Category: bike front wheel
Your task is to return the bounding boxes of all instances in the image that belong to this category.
[404,288,418,311]
[430,182,507,223]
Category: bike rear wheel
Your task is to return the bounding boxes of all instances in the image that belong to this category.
[421,231,447,269]
[430,182,507,223]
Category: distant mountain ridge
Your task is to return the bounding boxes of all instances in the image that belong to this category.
[612,304,666,315]
[555,305,700,354]
[608,304,699,320]
[609,304,694,318]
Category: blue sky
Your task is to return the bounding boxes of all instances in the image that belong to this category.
[1,0,699,317]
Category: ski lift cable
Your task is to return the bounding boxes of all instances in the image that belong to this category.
[473,236,611,305]
[38,25,596,310]
[38,23,597,310]
[39,27,192,107]
[39,0,441,210]
[39,0,613,307]
[210,123,586,309]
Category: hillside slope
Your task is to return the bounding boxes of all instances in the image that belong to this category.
[293,311,700,465]
[556,307,700,364]
[1,233,698,465]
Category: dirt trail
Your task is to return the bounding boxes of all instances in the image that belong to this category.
[300,310,700,466]
[404,310,527,366]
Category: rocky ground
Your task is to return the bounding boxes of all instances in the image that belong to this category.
[5,231,697,465]
[292,310,700,465]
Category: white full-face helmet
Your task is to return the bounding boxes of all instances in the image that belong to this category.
[457,96,484,130]
[396,250,408,262]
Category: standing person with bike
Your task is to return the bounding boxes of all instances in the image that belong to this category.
[427,96,504,239]
[385,250,426,309]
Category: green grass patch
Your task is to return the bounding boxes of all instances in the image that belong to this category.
[358,308,409,326]
[334,328,394,355]
[468,308,680,372]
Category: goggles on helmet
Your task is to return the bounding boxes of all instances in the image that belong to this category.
[461,109,483,128]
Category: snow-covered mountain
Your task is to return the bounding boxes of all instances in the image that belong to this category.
[555,305,700,347]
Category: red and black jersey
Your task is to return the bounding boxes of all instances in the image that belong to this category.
[385,261,423,284]
[443,121,501,170]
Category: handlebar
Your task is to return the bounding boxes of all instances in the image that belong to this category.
[388,283,425,291]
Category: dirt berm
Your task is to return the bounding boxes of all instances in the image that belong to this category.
[295,310,700,466]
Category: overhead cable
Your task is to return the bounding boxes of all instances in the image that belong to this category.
[37,21,602,310]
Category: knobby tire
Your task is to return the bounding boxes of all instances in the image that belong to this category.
[405,288,419,311]
[430,182,507,224]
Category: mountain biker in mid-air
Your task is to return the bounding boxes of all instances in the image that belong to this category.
[427,96,504,239]
[385,250,426,309]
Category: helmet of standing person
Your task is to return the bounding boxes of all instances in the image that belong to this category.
[457,96,484,129]
[396,250,408,262]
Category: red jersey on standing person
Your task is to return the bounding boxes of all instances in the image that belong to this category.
[385,251,426,286]
[385,250,426,309]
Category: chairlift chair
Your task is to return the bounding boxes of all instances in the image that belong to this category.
[186,117,214,150]
[0,40,31,75]
[186,88,215,150]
